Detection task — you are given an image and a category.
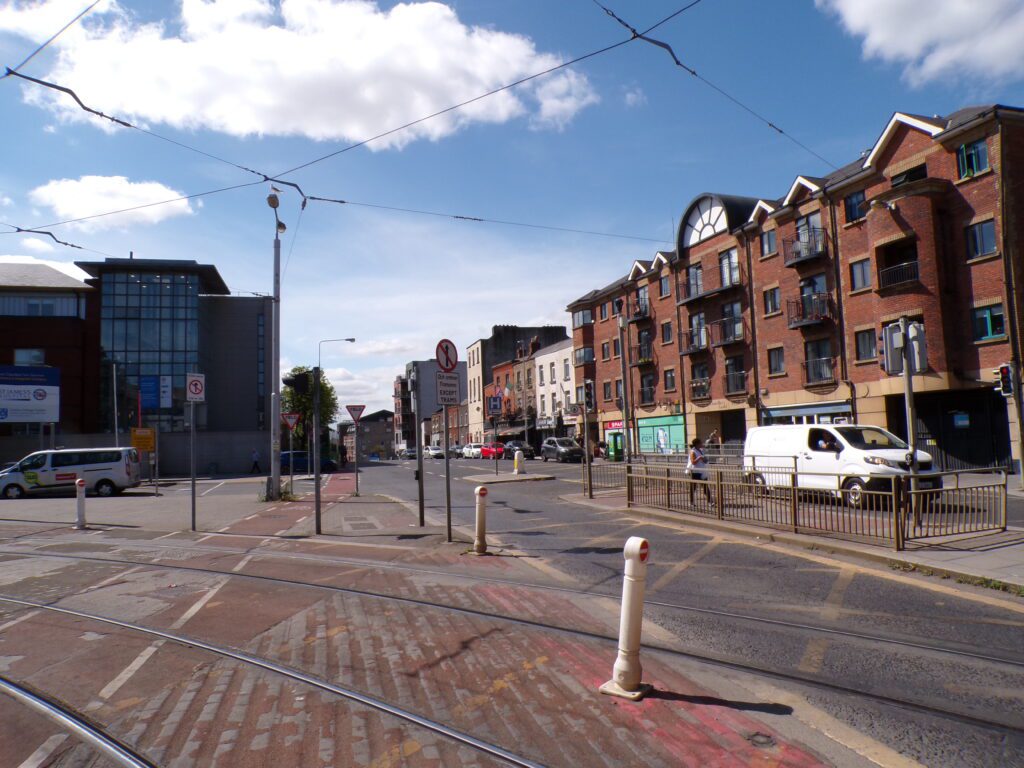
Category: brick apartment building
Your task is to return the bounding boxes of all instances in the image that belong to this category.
[569,104,1024,471]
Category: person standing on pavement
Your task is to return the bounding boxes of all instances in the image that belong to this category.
[249,449,262,474]
[687,437,713,504]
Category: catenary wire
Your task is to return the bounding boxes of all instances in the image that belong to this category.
[0,221,117,257]
[0,0,100,80]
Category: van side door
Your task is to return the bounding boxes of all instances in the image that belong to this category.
[801,428,841,490]
[50,452,83,488]
[18,452,52,491]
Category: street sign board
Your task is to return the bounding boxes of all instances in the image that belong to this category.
[0,366,60,423]
[435,338,458,373]
[131,427,156,452]
[487,395,502,416]
[186,372,205,402]
[436,372,460,405]
[346,404,366,422]
[140,376,159,409]
[282,412,300,430]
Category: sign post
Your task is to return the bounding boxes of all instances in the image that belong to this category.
[282,413,300,494]
[347,405,366,499]
[435,340,458,543]
[487,395,502,477]
[186,373,205,532]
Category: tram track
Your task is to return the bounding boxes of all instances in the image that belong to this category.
[0,547,1022,737]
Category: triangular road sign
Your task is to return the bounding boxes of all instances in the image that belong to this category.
[282,412,300,430]
[346,404,366,422]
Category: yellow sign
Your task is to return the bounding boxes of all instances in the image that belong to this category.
[131,427,156,452]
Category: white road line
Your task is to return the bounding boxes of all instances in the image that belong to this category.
[232,554,254,573]
[86,566,144,591]
[296,515,309,524]
[273,528,290,536]
[244,514,258,521]
[0,610,39,632]
[195,534,215,543]
[200,481,226,497]
[153,532,179,540]
[216,524,232,532]
[17,734,68,768]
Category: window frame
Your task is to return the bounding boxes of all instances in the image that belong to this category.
[844,190,867,223]
[768,347,784,375]
[763,287,780,315]
[957,139,989,179]
[661,320,672,344]
[760,230,776,257]
[972,304,1005,341]
[850,258,872,291]
[659,275,671,298]
[664,368,676,391]
[966,220,997,260]
[854,329,877,361]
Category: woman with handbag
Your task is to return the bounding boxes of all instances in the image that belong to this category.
[686,437,713,504]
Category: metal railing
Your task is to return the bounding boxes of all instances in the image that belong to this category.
[631,342,654,365]
[689,377,711,400]
[783,227,828,266]
[787,293,834,328]
[878,260,920,288]
[724,370,746,395]
[638,386,656,404]
[625,463,1006,550]
[630,299,650,320]
[680,327,709,355]
[582,462,627,493]
[803,357,836,385]
[710,317,745,346]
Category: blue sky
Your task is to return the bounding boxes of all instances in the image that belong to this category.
[2,0,1023,416]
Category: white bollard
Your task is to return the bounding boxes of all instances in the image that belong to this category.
[600,536,652,700]
[472,485,489,555]
[513,449,526,475]
[74,478,87,530]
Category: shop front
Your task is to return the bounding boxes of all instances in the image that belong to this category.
[602,419,625,461]
[762,401,852,426]
[636,414,686,455]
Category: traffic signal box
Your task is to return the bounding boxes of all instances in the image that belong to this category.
[994,363,1014,397]
[283,371,311,395]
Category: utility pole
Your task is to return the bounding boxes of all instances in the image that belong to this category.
[412,369,424,526]
[267,192,284,501]
[615,299,633,463]
[313,366,322,534]
[112,362,120,447]
[900,316,920,526]
[583,380,594,499]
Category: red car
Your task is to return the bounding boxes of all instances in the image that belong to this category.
[480,442,505,459]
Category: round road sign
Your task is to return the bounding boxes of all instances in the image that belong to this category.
[638,540,649,562]
[477,486,488,497]
[436,338,458,373]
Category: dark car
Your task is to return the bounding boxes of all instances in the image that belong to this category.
[280,451,337,473]
[541,437,584,463]
[399,447,418,460]
[502,440,535,459]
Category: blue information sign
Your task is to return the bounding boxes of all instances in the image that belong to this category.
[140,376,160,409]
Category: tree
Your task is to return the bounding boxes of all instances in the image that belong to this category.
[281,365,339,445]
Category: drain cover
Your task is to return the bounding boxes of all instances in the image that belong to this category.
[747,732,775,749]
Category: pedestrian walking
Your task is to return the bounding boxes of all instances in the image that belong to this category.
[249,449,262,474]
[686,437,713,505]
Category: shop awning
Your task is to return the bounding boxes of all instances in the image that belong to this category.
[764,401,850,418]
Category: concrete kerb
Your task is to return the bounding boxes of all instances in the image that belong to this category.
[461,474,555,484]
[560,492,1024,594]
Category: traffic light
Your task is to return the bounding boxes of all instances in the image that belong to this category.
[283,371,311,395]
[995,363,1014,396]
[584,380,595,412]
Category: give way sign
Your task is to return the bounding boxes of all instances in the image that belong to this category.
[346,404,366,422]
[282,412,300,430]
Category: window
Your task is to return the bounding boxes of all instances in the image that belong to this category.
[805,338,834,383]
[549,363,556,383]
[692,362,709,380]
[768,347,784,375]
[966,220,997,259]
[763,287,780,314]
[611,299,621,316]
[14,349,44,366]
[564,359,570,380]
[601,342,610,360]
[526,368,532,387]
[603,381,612,401]
[659,275,671,297]
[760,230,776,256]
[855,329,877,360]
[972,305,1005,341]
[573,347,594,365]
[538,366,544,385]
[599,302,608,320]
[725,355,745,393]
[26,300,56,317]
[613,338,620,357]
[719,248,740,287]
[957,139,989,179]
[891,164,927,187]
[540,395,546,414]
[615,379,623,399]
[639,372,656,403]
[516,371,522,389]
[661,321,672,344]
[844,190,867,222]
[572,309,593,328]
[686,265,703,297]
[664,369,676,391]
[850,259,872,291]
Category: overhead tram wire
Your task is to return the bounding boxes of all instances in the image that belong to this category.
[0,0,101,80]
[591,0,838,170]
[0,221,116,257]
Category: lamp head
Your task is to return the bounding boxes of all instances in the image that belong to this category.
[276,220,287,234]
[267,193,280,210]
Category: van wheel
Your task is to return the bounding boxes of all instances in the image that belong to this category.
[94,480,116,497]
[542,455,548,462]
[842,478,866,508]
[2,484,24,499]
[749,473,767,496]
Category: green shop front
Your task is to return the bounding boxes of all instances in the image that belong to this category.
[636,414,686,455]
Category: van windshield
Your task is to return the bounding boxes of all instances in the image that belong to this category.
[835,427,907,450]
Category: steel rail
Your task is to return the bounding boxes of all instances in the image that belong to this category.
[0,674,156,768]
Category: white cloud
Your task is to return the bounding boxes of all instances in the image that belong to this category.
[624,87,646,108]
[19,237,56,253]
[817,0,1024,85]
[345,338,420,357]
[3,0,598,147]
[28,175,194,231]
[0,194,12,207]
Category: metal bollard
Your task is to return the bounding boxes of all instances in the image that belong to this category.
[513,449,526,475]
[74,478,87,530]
[599,536,652,700]
[472,485,489,555]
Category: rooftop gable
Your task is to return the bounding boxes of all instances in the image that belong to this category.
[863,112,945,169]
[781,176,823,207]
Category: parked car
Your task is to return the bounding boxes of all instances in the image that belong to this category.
[0,447,141,498]
[502,440,535,459]
[480,442,505,459]
[448,444,464,458]
[399,447,418,460]
[426,445,445,459]
[280,451,337,474]
[463,443,483,459]
[743,424,936,507]
[541,437,584,463]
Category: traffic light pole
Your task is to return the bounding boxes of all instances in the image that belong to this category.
[313,366,322,534]
[583,379,594,499]
[899,317,920,526]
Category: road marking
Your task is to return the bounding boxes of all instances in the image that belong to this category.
[232,554,254,573]
[274,528,290,536]
[0,610,39,632]
[153,531,179,540]
[650,538,721,592]
[17,734,68,768]
[86,565,144,591]
[200,481,225,496]
[195,534,215,543]
[217,524,233,532]
[798,567,855,674]
[244,514,258,521]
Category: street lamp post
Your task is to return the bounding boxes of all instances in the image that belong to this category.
[615,299,633,463]
[315,337,356,533]
[267,191,286,501]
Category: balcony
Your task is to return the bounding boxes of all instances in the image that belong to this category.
[677,280,742,306]
[680,327,709,356]
[803,357,836,386]
[638,386,656,404]
[630,342,655,367]
[787,293,834,329]
[878,260,920,289]
[690,378,711,400]
[628,299,651,323]
[709,317,745,347]
[725,370,747,395]
[783,227,828,267]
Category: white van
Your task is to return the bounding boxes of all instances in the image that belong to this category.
[743,424,936,505]
[0,448,141,499]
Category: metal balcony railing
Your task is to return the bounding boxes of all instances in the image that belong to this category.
[724,370,747,395]
[709,317,745,347]
[629,299,651,321]
[787,293,834,328]
[878,260,920,289]
[680,327,709,355]
[803,357,836,386]
[679,279,742,305]
[689,378,711,400]
[631,342,655,366]
[783,227,828,266]
[638,386,656,404]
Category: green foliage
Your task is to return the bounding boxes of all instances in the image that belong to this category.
[281,365,339,443]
